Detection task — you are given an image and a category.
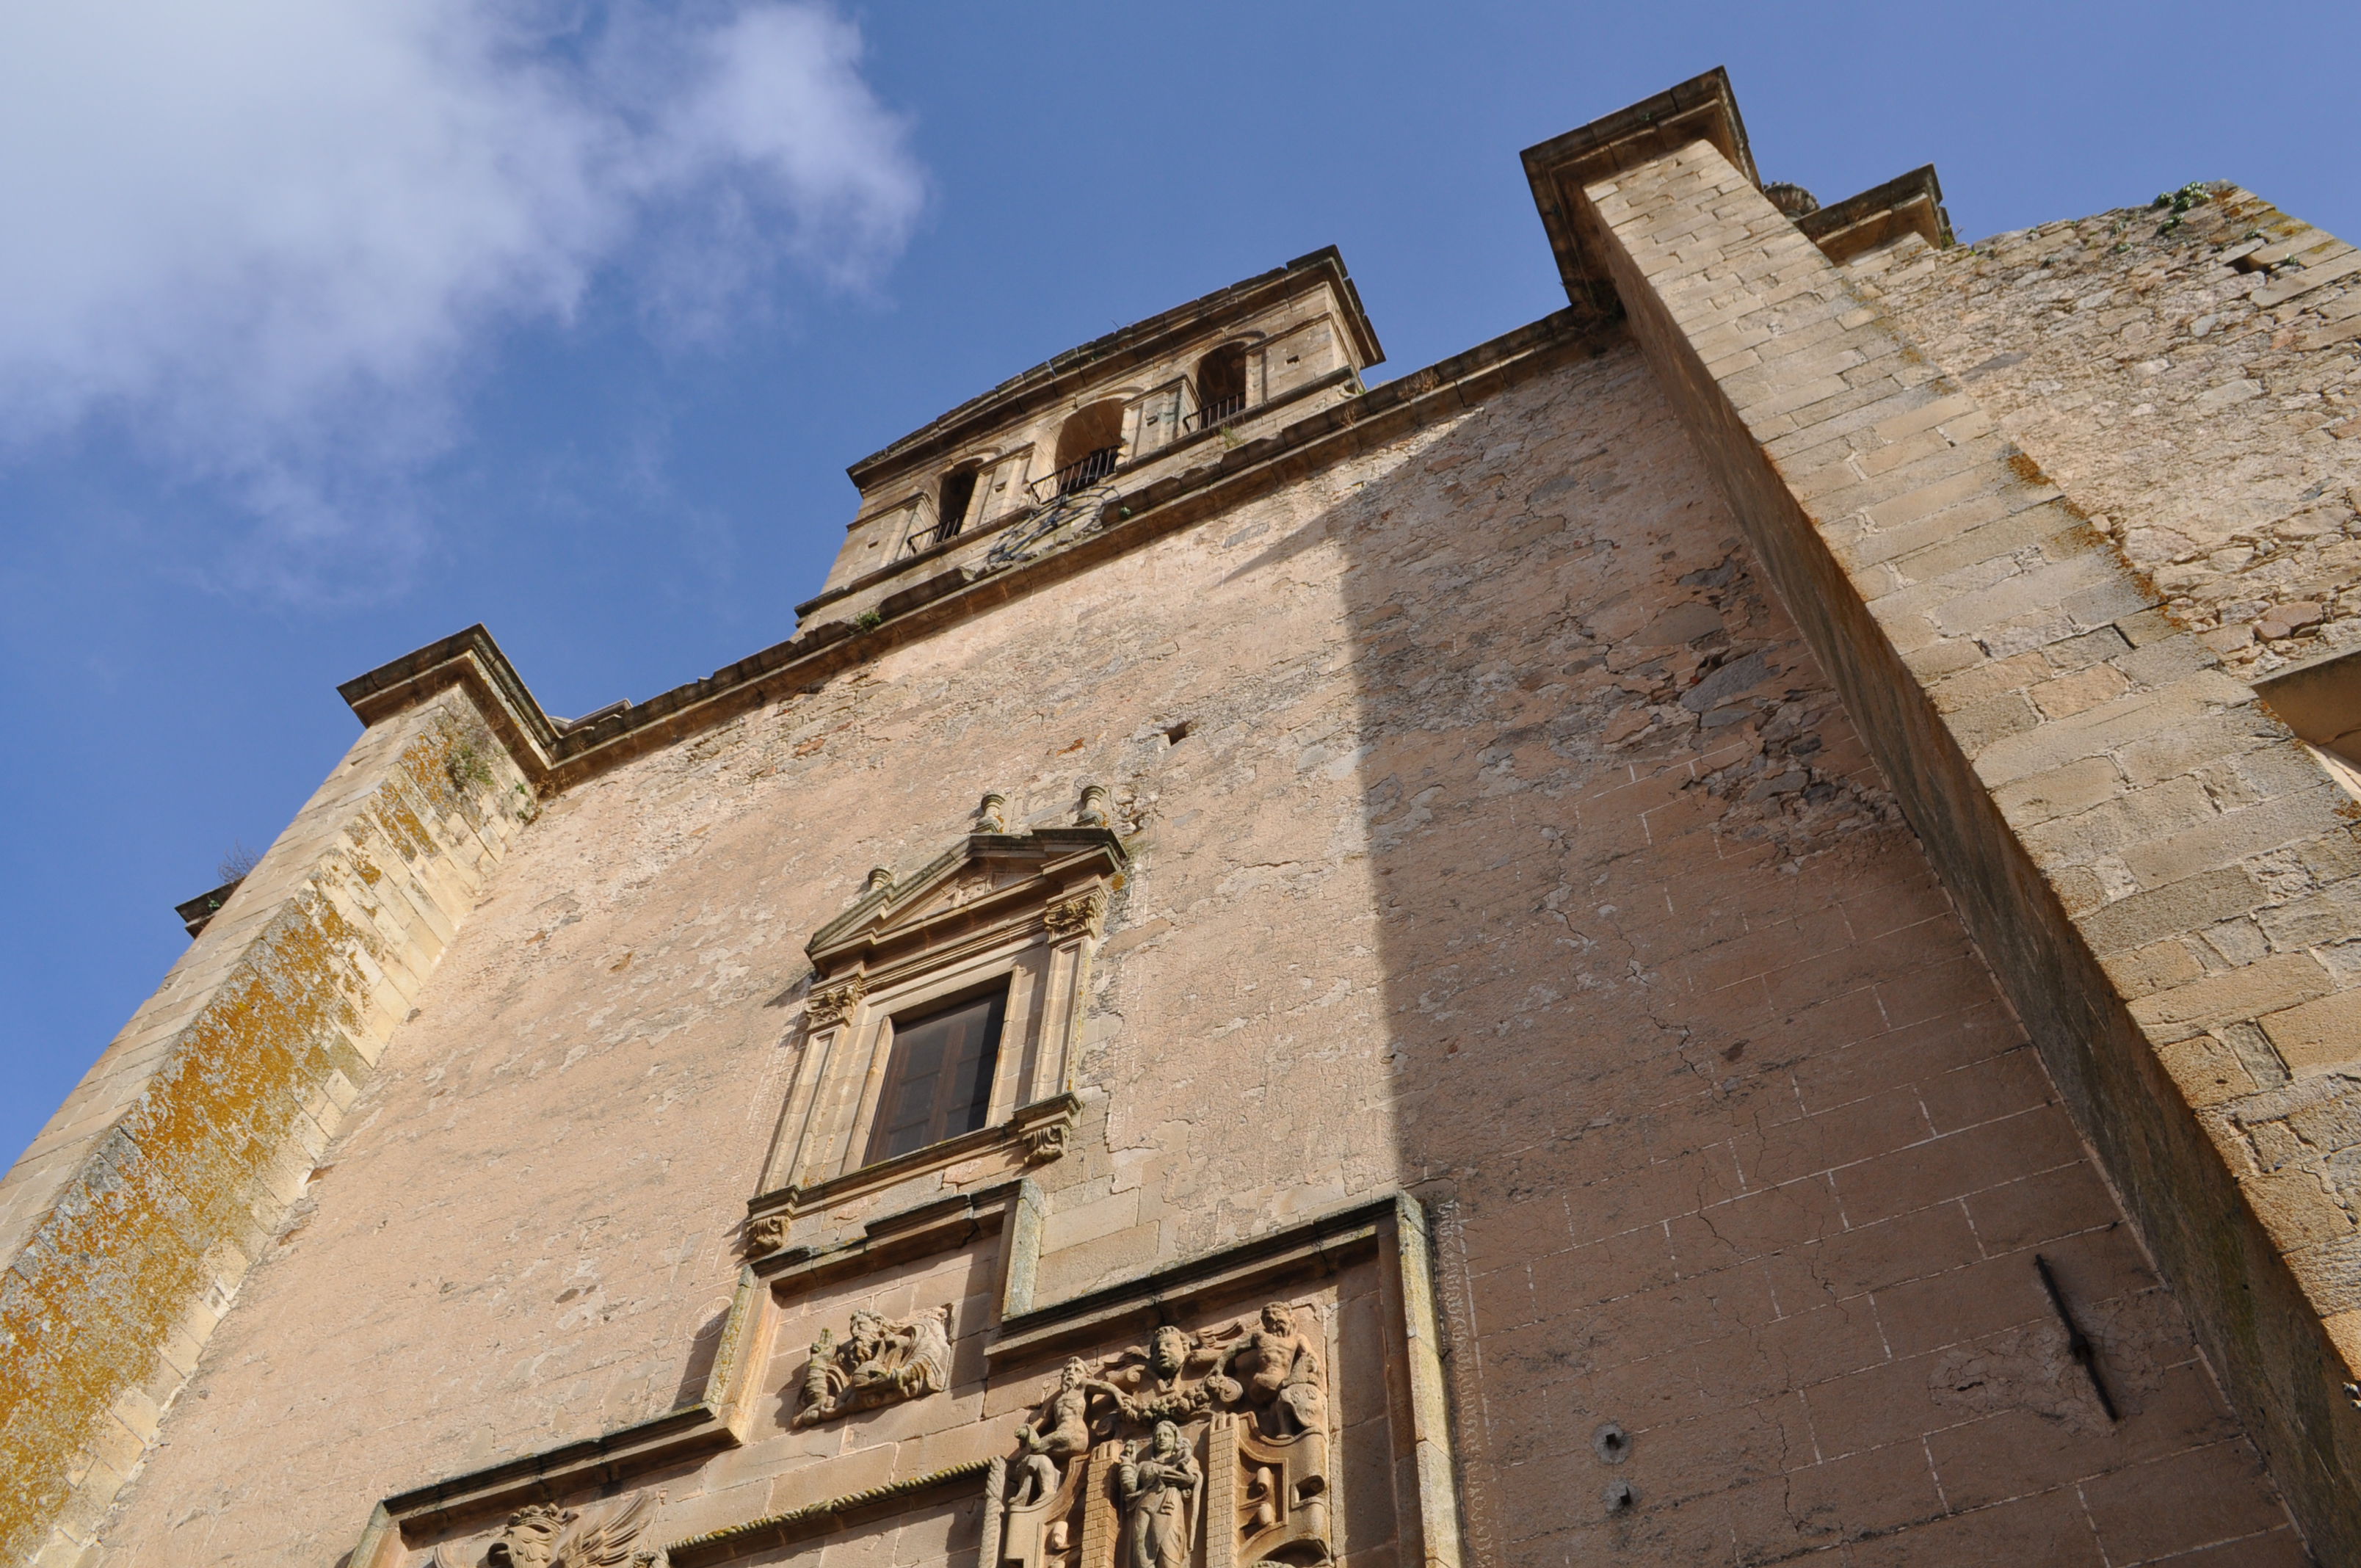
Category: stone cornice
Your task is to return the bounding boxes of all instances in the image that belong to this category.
[843,247,1382,493]
[797,365,1357,621]
[340,309,1614,798]
[1521,66,1759,314]
[336,624,559,786]
[1798,164,1954,264]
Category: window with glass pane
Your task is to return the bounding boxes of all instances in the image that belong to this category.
[864,987,1007,1164]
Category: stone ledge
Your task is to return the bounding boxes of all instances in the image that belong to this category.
[1799,164,1954,264]
[744,1095,1078,1228]
[666,1459,991,1567]
[336,624,559,788]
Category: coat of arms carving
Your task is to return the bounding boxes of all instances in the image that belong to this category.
[430,1492,661,1568]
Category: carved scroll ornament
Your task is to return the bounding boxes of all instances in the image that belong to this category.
[983,1302,1332,1568]
[792,1306,952,1428]
[1021,1122,1071,1166]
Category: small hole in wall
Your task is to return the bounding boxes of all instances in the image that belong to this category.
[1163,720,1194,745]
[1593,1423,1631,1464]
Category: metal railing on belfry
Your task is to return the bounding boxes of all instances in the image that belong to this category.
[899,515,963,557]
[1184,393,1248,432]
[1028,446,1121,504]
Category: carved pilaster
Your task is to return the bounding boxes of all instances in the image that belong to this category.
[981,1456,1007,1568]
[1078,1442,1122,1568]
[1205,1415,1240,1568]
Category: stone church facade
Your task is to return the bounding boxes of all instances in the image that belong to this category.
[8,70,2361,1567]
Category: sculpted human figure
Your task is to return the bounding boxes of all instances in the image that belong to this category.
[1110,1323,1212,1426]
[1011,1356,1096,1507]
[1116,1420,1202,1568]
[1214,1302,1327,1438]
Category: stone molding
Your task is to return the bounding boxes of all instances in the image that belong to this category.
[756,822,1125,1211]
[335,624,560,791]
[336,311,1612,802]
[1795,164,1954,264]
[842,248,1382,497]
[1520,65,1758,314]
[341,1191,1459,1568]
[665,1459,992,1567]
[744,1093,1080,1235]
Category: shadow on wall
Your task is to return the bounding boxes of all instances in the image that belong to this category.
[1267,338,2291,1563]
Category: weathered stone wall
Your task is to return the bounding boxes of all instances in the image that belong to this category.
[1559,128,2360,1558]
[1848,185,2361,674]
[0,689,534,1568]
[73,332,2302,1565]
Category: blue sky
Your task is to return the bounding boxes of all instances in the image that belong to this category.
[4,0,2356,1167]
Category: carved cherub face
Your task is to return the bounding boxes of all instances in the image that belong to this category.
[1149,1325,1190,1377]
[487,1505,572,1568]
[1261,1302,1294,1336]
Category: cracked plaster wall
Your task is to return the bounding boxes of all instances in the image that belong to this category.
[77,338,2299,1566]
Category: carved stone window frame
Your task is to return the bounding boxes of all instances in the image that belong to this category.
[750,809,1123,1231]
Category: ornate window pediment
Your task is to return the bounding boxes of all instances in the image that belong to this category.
[749,792,1125,1247]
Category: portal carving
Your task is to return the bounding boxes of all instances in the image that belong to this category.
[791,1305,952,1427]
[982,1302,1332,1568]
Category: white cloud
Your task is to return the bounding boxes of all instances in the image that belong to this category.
[0,0,923,599]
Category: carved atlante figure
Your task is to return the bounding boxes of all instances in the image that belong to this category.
[794,1304,951,1427]
[1212,1301,1327,1438]
[1116,1420,1202,1568]
[1010,1356,1097,1507]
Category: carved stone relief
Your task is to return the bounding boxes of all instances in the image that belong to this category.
[742,1213,788,1257]
[805,976,866,1029]
[982,1302,1332,1568]
[1042,888,1108,940]
[1021,1122,1071,1166]
[791,1305,952,1428]
[431,1493,662,1568]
